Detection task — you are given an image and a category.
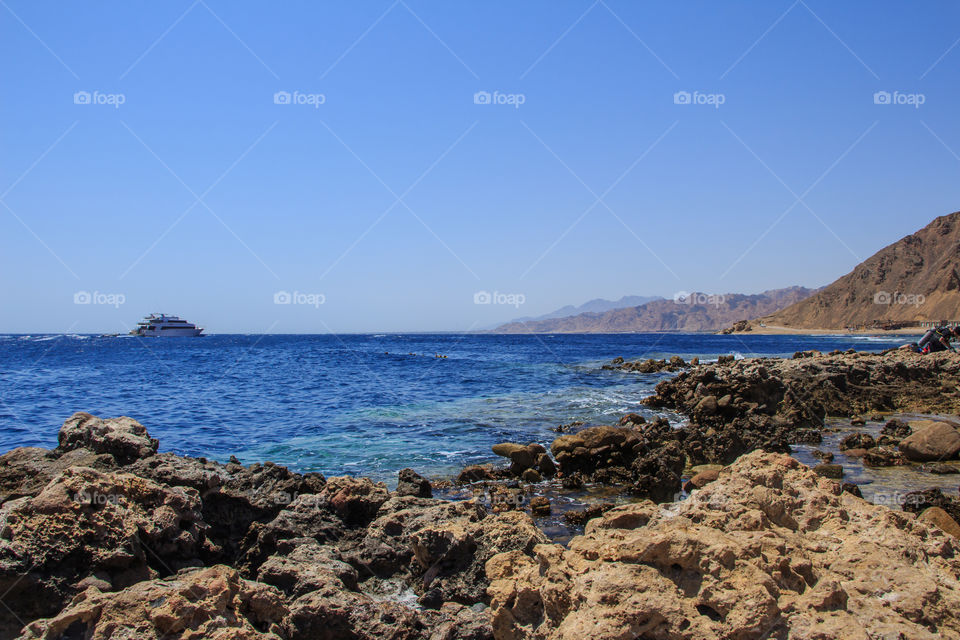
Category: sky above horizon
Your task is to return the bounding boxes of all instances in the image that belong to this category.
[2,1,959,333]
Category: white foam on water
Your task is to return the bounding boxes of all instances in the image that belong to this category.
[436,450,472,457]
[362,578,421,608]
[15,334,93,342]
[845,335,906,342]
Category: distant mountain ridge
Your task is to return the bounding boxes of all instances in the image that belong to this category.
[752,211,960,330]
[494,286,816,333]
[510,295,663,324]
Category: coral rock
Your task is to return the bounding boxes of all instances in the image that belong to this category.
[486,452,960,639]
[17,565,288,640]
[57,412,158,464]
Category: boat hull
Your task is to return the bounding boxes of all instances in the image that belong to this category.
[135,328,204,337]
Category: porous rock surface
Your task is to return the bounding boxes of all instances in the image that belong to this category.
[0,413,546,639]
[9,400,960,639]
[17,565,288,640]
[486,451,960,640]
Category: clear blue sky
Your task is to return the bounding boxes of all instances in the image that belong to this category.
[2,1,959,333]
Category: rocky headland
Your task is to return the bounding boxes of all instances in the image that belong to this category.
[4,349,960,638]
[741,210,960,332]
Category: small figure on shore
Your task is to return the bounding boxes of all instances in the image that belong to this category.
[898,326,960,354]
[919,326,960,353]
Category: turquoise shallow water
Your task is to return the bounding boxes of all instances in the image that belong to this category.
[0,332,909,482]
[793,416,960,504]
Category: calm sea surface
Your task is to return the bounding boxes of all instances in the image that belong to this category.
[0,333,909,482]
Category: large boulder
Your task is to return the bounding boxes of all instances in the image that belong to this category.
[456,465,495,484]
[492,442,526,459]
[0,466,206,636]
[549,423,687,502]
[491,443,552,477]
[486,452,960,639]
[128,453,326,566]
[341,497,482,579]
[237,494,345,575]
[396,468,432,498]
[343,495,546,607]
[57,412,158,464]
[631,441,684,502]
[551,426,636,475]
[0,446,116,503]
[899,421,960,462]
[839,433,876,451]
[258,540,358,599]
[412,510,546,607]
[321,476,390,527]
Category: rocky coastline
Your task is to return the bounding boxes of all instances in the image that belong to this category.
[3,350,960,638]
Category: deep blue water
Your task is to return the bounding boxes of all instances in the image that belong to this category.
[0,333,910,482]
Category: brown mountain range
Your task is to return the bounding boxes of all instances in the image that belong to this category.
[752,211,960,331]
[493,286,816,333]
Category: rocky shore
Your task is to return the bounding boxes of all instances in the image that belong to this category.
[642,349,960,422]
[1,413,542,639]
[3,349,960,638]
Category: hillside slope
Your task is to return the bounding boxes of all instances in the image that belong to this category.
[494,286,815,333]
[755,211,960,330]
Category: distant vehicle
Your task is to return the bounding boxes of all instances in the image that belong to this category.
[130,314,204,337]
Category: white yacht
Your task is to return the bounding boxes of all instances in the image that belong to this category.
[131,314,204,337]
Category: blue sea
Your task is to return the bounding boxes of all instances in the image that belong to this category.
[0,333,910,483]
